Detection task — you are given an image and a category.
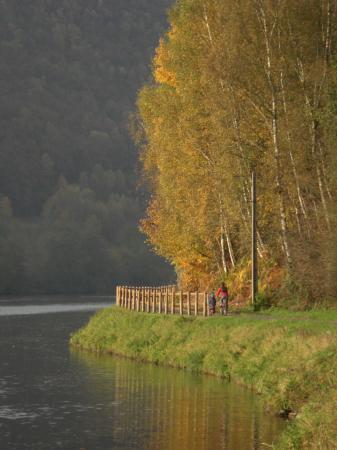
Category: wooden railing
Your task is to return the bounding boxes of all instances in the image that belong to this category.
[116,285,210,316]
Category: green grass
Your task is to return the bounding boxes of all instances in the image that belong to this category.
[70,307,337,449]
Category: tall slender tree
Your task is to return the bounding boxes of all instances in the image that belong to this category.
[137,0,337,299]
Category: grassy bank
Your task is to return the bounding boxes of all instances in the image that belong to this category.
[70,307,337,449]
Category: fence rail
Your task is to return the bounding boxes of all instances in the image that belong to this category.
[116,285,210,317]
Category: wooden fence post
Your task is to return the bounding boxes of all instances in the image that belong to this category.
[164,291,168,314]
[203,292,206,317]
[159,291,162,314]
[195,292,198,316]
[145,288,149,312]
[152,289,155,313]
[179,291,183,315]
[171,290,175,314]
[143,288,146,312]
[187,291,191,316]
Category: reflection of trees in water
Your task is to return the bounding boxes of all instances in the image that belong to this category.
[71,349,284,450]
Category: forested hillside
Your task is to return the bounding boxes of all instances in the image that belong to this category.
[137,0,337,303]
[0,0,174,294]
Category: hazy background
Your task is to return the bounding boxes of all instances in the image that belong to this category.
[0,0,175,295]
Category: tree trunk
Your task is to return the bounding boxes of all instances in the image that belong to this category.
[257,2,292,266]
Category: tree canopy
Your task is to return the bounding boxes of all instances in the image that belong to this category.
[137,0,337,302]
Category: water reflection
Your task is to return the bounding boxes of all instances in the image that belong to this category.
[0,302,284,450]
[71,350,284,450]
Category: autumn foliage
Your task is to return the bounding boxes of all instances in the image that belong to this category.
[136,0,337,303]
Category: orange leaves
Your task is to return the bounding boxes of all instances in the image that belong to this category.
[135,0,337,297]
[153,38,177,88]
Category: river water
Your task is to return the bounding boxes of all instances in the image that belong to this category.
[0,297,284,450]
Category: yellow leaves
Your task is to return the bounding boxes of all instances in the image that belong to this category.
[135,0,336,296]
[153,38,177,88]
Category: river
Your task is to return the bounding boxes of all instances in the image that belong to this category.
[0,297,284,450]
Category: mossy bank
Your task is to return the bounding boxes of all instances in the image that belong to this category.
[70,307,337,449]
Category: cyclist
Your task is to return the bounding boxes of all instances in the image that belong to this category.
[216,282,229,315]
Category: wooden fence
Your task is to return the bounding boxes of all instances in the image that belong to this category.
[116,285,210,317]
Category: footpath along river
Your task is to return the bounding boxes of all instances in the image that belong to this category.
[0,297,285,450]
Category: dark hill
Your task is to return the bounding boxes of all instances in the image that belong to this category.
[0,0,174,294]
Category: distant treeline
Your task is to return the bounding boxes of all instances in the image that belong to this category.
[136,0,337,302]
[0,0,175,294]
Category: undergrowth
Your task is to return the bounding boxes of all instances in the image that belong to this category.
[70,307,337,449]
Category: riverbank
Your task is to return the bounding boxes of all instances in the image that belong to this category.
[70,307,337,449]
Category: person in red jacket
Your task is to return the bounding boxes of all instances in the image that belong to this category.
[216,282,229,315]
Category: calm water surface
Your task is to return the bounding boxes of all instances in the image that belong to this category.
[0,297,285,450]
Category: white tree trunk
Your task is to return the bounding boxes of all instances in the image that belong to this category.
[257,1,292,266]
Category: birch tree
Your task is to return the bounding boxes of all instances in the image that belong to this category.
[136,0,336,298]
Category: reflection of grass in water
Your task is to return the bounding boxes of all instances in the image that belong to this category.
[70,345,282,450]
[70,345,224,394]
[71,307,337,449]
